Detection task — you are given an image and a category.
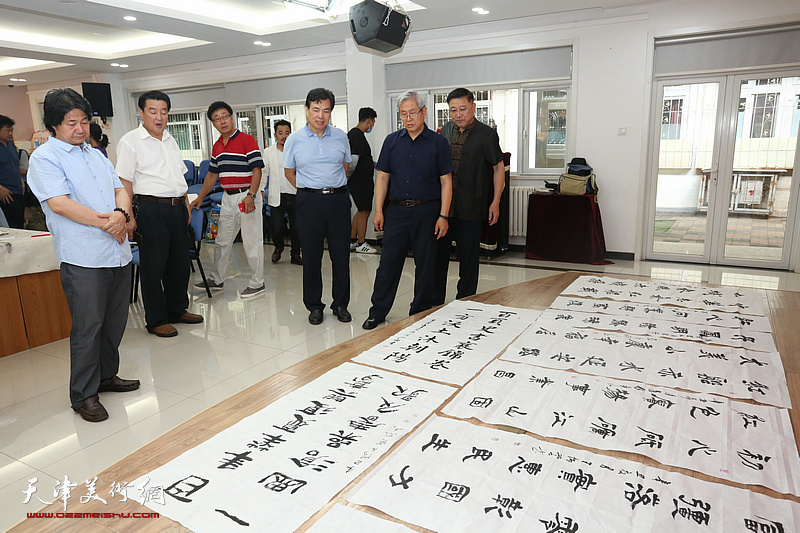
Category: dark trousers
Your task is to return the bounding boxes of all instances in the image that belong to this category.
[271,193,300,256]
[0,194,25,229]
[369,201,439,320]
[135,201,190,328]
[60,262,132,410]
[295,189,351,311]
[433,218,482,305]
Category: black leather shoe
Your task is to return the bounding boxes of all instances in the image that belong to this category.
[76,396,108,422]
[98,375,141,393]
[362,317,380,330]
[271,248,283,263]
[290,254,303,266]
[332,307,352,323]
[309,309,323,325]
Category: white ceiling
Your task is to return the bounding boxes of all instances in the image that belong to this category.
[0,0,649,86]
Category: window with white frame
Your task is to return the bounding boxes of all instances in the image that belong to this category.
[525,88,568,171]
[661,98,683,140]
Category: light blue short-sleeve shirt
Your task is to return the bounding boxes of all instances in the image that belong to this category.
[28,137,132,268]
[283,124,351,189]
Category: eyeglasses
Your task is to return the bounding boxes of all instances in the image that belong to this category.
[449,107,470,115]
[399,109,422,119]
[211,114,232,123]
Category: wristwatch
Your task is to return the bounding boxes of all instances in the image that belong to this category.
[247,192,257,199]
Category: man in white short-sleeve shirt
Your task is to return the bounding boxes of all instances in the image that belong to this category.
[116,90,203,338]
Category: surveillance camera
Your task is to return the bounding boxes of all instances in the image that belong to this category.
[7,84,13,88]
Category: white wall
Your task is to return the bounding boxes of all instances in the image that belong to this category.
[28,0,800,256]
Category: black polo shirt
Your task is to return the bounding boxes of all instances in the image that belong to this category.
[376,125,453,202]
[347,127,374,184]
[441,119,504,221]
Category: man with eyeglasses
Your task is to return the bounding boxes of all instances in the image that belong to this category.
[190,101,265,299]
[433,87,505,306]
[362,91,452,330]
[283,88,353,325]
[117,90,203,337]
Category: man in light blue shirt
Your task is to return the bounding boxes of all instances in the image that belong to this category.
[28,88,139,423]
[283,87,352,325]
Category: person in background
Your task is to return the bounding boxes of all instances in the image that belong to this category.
[189,101,265,298]
[28,87,139,422]
[362,91,452,330]
[433,87,504,306]
[89,122,110,158]
[116,90,203,337]
[283,87,352,325]
[0,115,25,228]
[347,107,378,254]
[265,119,302,265]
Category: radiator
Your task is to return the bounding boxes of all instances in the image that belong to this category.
[509,186,537,237]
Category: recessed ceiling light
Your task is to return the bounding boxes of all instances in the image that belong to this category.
[119,64,129,68]
[254,40,263,45]
[110,62,120,66]
[472,7,489,15]
[9,78,26,82]
[123,15,137,21]
[93,32,103,36]
[261,42,271,47]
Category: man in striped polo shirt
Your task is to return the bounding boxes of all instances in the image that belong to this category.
[190,101,265,298]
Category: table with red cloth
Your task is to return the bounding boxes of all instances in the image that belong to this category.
[525,192,610,264]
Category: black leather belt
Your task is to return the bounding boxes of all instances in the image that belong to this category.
[134,194,185,206]
[299,186,348,195]
[224,187,250,195]
[391,199,425,207]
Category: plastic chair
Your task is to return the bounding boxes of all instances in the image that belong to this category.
[129,245,140,303]
[197,159,210,184]
[183,159,196,185]
[189,207,212,298]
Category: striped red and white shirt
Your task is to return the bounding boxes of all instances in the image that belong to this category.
[209,130,264,190]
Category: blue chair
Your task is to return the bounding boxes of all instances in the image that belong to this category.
[130,245,140,303]
[183,159,196,185]
[198,159,210,184]
[189,207,212,298]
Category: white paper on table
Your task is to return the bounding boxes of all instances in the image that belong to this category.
[441,360,800,496]
[352,300,541,386]
[127,363,455,532]
[306,504,415,532]
[347,415,800,532]
[561,275,766,316]
[500,322,790,408]
[549,295,773,333]
[535,307,776,352]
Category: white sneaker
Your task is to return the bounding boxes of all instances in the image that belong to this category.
[355,242,377,254]
[240,285,265,299]
[350,241,357,252]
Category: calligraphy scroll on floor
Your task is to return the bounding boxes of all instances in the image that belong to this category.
[562,275,766,316]
[549,295,773,333]
[347,416,800,532]
[534,308,776,352]
[500,323,790,408]
[306,504,414,532]
[128,363,454,532]
[352,300,540,386]
[441,360,800,495]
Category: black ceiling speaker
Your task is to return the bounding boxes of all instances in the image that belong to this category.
[349,0,410,53]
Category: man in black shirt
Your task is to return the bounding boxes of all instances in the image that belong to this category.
[362,92,452,330]
[433,87,505,305]
[348,107,378,254]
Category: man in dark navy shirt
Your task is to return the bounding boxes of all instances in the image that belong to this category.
[0,115,25,228]
[362,91,453,330]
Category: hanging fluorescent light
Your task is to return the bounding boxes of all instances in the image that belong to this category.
[283,0,337,14]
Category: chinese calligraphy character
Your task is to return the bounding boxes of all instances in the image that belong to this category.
[258,472,306,494]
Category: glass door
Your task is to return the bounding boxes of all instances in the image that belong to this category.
[646,79,726,262]
[713,75,800,267]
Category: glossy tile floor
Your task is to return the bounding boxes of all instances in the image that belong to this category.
[2,245,800,530]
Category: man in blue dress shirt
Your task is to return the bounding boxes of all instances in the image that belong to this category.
[362,91,453,330]
[28,88,140,423]
[283,88,353,325]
